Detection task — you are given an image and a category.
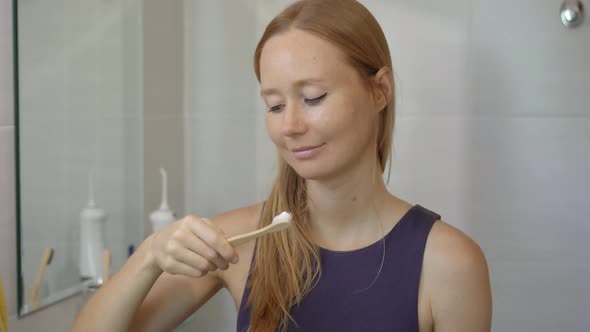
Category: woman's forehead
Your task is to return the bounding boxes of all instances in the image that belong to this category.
[259,30,353,89]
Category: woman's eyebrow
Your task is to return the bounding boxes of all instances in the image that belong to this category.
[260,78,326,97]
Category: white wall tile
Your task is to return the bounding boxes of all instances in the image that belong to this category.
[461,116,590,330]
[391,113,590,331]
[5,1,143,330]
[177,289,237,332]
[363,0,472,117]
[183,0,258,124]
[143,114,184,232]
[254,0,283,202]
[0,127,17,316]
[182,2,260,330]
[3,0,589,331]
[491,261,590,330]
[8,294,85,331]
[389,114,470,231]
[0,0,13,126]
[184,118,258,218]
[470,0,590,116]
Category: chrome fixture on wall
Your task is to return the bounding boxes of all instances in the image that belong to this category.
[560,1,585,28]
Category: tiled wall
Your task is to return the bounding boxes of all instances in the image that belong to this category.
[142,0,185,236]
[179,1,261,331]
[17,0,144,305]
[185,0,590,331]
[1,0,87,331]
[0,0,144,330]
[2,0,589,332]
[368,0,590,330]
[0,0,17,324]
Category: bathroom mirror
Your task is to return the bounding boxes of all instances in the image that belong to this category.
[15,0,148,315]
[15,0,268,322]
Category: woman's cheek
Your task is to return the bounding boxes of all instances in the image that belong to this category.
[316,104,351,134]
[266,118,281,144]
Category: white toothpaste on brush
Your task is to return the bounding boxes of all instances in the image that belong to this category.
[272,211,292,224]
[228,211,292,247]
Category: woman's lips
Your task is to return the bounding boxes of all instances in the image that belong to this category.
[291,144,324,160]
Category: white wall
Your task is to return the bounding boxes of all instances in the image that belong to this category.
[183,0,590,331]
[1,0,89,330]
[142,0,185,236]
[17,0,144,299]
[1,0,145,330]
[180,1,261,330]
[364,0,590,330]
[2,0,588,331]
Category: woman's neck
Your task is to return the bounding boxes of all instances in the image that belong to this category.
[305,158,395,250]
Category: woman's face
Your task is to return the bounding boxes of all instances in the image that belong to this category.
[259,29,380,181]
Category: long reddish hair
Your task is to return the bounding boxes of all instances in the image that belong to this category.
[248,1,395,330]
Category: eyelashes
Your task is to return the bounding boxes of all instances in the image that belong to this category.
[305,92,327,106]
[269,104,283,112]
[268,93,328,113]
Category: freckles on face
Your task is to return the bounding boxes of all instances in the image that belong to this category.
[259,29,377,178]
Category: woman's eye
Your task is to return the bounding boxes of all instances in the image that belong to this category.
[305,93,327,106]
[269,104,283,113]
[268,93,326,112]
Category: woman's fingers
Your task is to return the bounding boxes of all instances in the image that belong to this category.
[184,217,239,264]
[173,246,217,272]
[152,215,240,278]
[200,218,225,236]
[164,259,209,278]
[178,235,230,271]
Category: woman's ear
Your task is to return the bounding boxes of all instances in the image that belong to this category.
[371,66,393,113]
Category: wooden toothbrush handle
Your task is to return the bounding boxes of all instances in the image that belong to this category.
[228,232,262,247]
[228,223,290,247]
[28,248,52,306]
[102,249,111,283]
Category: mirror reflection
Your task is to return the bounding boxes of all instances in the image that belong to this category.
[17,0,145,314]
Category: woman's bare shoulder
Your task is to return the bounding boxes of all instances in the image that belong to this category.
[423,220,492,330]
[210,202,266,238]
[423,220,489,288]
[209,202,265,300]
[425,220,486,263]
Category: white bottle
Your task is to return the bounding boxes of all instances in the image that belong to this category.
[79,170,107,282]
[150,168,176,233]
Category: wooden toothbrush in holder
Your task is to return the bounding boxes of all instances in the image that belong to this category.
[28,248,54,309]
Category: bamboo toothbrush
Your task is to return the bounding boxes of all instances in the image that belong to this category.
[102,249,111,283]
[228,211,292,247]
[28,247,54,308]
[0,276,8,332]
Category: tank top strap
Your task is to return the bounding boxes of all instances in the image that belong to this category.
[388,204,440,262]
[399,204,440,234]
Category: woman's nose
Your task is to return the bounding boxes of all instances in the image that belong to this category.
[281,103,307,137]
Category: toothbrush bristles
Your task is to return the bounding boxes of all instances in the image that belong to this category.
[272,211,292,224]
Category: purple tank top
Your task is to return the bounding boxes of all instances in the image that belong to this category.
[236,204,440,332]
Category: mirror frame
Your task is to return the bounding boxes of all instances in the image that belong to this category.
[12,0,94,317]
[13,0,23,317]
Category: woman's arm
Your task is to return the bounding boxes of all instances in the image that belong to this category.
[424,221,493,332]
[72,236,167,331]
[130,202,264,331]
[128,262,223,331]
[72,215,239,332]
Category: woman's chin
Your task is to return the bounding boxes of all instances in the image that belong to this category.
[290,164,334,181]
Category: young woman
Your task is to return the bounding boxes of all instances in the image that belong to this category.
[73,1,492,331]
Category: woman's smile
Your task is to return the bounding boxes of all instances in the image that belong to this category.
[290,143,325,160]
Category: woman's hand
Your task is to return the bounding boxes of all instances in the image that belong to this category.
[147,215,240,278]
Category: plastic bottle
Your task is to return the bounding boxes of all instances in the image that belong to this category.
[150,168,176,233]
[79,170,107,282]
